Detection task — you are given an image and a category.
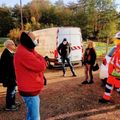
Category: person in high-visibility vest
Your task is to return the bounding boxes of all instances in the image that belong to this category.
[99,32,120,103]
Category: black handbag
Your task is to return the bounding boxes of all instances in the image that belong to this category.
[43,75,47,86]
[92,63,99,71]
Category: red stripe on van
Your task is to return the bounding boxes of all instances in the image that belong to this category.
[54,50,58,58]
[71,46,81,50]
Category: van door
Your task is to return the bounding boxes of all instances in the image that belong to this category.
[70,28,83,63]
[57,27,83,63]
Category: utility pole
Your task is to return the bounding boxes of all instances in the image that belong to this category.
[20,0,24,30]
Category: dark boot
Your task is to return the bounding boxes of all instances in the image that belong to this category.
[99,98,110,104]
[81,80,89,84]
[88,80,94,84]
[72,73,77,77]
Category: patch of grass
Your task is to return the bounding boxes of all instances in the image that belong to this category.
[83,42,114,57]
[0,37,8,44]
[0,44,4,47]
[0,37,8,52]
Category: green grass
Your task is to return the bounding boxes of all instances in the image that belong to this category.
[83,42,114,57]
[0,37,8,44]
[0,37,8,52]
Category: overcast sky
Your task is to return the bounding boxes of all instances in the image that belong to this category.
[0,0,119,11]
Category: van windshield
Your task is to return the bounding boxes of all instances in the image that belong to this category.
[108,47,116,57]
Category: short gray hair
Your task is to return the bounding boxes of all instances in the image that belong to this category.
[4,40,14,48]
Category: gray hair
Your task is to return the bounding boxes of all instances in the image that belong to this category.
[4,40,14,48]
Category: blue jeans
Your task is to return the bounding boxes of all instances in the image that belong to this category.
[22,96,40,120]
[6,85,16,108]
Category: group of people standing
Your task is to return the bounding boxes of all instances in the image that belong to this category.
[0,31,46,120]
[1,30,120,120]
[0,32,97,119]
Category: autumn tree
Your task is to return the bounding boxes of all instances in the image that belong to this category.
[0,6,15,37]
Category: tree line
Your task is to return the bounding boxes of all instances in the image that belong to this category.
[0,0,120,42]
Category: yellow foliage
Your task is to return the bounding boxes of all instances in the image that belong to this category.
[8,16,40,40]
[31,17,36,24]
[24,23,32,31]
[8,28,20,41]
[113,38,120,45]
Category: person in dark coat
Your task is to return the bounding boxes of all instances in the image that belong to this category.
[0,40,18,111]
[57,38,76,77]
[82,40,96,84]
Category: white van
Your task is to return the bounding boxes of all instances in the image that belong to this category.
[33,27,83,68]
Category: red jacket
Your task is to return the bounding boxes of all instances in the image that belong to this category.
[14,44,46,96]
[14,32,46,96]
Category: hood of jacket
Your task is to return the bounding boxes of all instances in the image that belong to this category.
[20,32,35,49]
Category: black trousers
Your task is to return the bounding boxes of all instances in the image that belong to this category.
[61,57,75,75]
[6,85,16,108]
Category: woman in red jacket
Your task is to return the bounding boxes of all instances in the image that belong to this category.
[14,31,46,120]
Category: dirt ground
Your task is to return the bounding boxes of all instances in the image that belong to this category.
[0,61,120,120]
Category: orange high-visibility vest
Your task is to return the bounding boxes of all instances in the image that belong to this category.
[108,45,120,87]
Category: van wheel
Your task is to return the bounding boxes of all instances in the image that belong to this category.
[44,56,53,69]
